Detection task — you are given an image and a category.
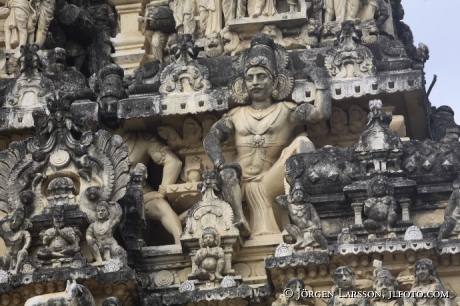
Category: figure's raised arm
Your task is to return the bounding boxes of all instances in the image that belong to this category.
[290,67,331,125]
[204,114,235,169]
[109,201,123,229]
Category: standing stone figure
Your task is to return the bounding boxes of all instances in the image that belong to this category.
[0,208,31,274]
[170,0,196,36]
[0,0,34,49]
[247,0,277,18]
[199,0,223,36]
[192,227,225,281]
[34,0,55,46]
[403,259,451,306]
[324,0,360,23]
[276,182,328,249]
[204,34,331,236]
[86,201,126,266]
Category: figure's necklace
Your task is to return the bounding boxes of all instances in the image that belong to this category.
[243,103,282,135]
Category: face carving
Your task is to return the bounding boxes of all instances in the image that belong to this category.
[204,34,224,58]
[245,66,274,102]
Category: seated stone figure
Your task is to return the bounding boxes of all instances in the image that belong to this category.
[37,202,80,261]
[86,201,126,266]
[363,176,397,238]
[276,182,327,250]
[0,208,31,274]
[438,176,460,240]
[192,227,225,282]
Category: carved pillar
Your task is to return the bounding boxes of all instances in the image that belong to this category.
[351,202,363,225]
[399,198,411,222]
[109,0,146,72]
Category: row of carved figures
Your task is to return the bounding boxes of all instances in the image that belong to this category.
[275,259,451,306]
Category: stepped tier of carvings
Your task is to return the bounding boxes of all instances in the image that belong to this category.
[0,4,455,302]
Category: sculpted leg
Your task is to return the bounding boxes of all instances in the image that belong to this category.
[438,216,456,240]
[286,224,303,247]
[312,229,328,249]
[88,239,104,263]
[346,0,360,20]
[144,192,182,244]
[219,166,251,237]
[333,0,346,22]
[264,135,315,231]
[13,249,27,274]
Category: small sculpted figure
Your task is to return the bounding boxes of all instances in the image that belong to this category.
[364,261,401,306]
[273,278,309,306]
[438,176,460,240]
[0,0,34,49]
[403,259,451,306]
[276,182,328,250]
[170,0,196,36]
[199,0,223,36]
[37,203,81,260]
[204,34,331,236]
[325,0,359,23]
[328,266,362,306]
[337,227,356,244]
[0,208,31,274]
[363,176,397,236]
[220,27,248,56]
[204,33,224,58]
[192,227,225,282]
[283,18,321,50]
[86,201,126,266]
[247,0,277,18]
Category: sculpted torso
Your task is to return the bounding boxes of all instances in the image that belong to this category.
[288,204,313,230]
[89,221,115,245]
[230,102,297,176]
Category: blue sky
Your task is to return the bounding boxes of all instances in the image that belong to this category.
[403,0,460,123]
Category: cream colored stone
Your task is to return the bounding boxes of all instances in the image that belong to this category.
[109,2,145,72]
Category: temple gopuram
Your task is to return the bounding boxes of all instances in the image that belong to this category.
[0,0,458,305]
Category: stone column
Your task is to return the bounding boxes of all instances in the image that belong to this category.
[351,202,363,225]
[109,0,146,73]
[399,198,411,222]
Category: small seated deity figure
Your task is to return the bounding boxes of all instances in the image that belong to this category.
[192,227,225,282]
[276,182,328,250]
[363,176,397,238]
[364,261,401,306]
[404,259,451,306]
[0,208,31,274]
[438,175,460,241]
[86,201,126,266]
[328,266,362,306]
[37,202,81,261]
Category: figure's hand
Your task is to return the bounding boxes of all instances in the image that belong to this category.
[305,65,330,89]
[0,7,10,18]
[218,162,242,178]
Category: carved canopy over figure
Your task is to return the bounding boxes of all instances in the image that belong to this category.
[86,201,127,266]
[192,227,225,282]
[204,34,331,236]
[403,259,451,306]
[0,207,31,274]
[276,182,328,250]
